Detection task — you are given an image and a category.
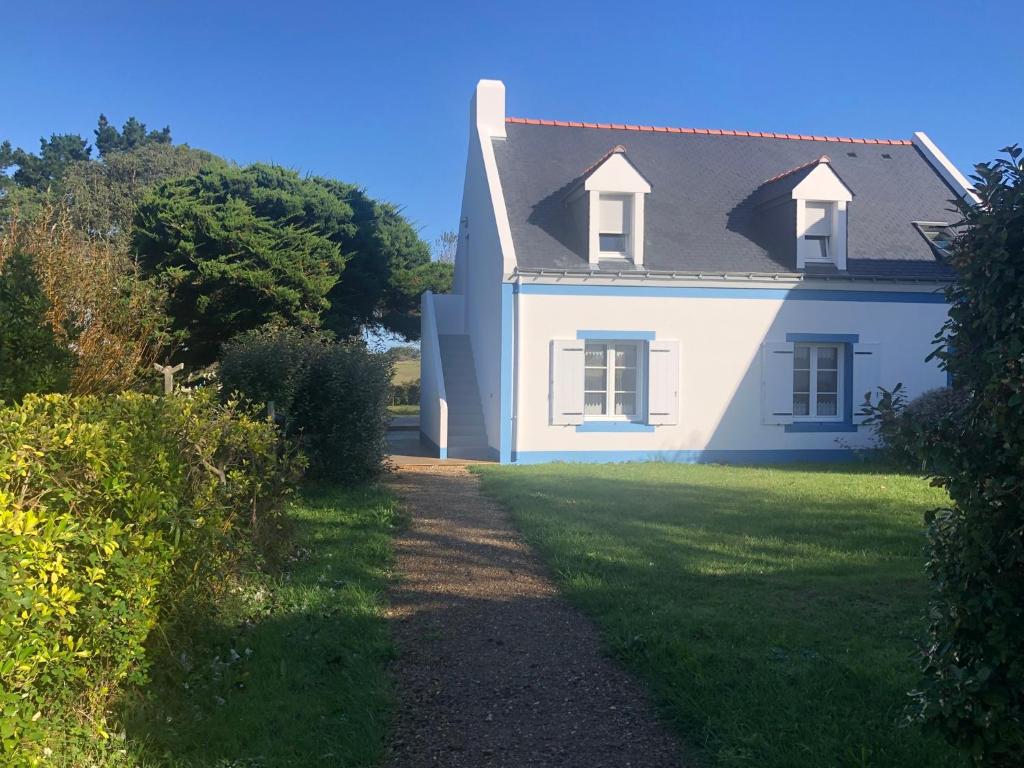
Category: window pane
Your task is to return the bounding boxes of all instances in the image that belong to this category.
[614,393,636,416]
[615,367,637,392]
[817,394,838,416]
[813,236,830,260]
[817,346,838,368]
[585,368,606,392]
[817,369,838,393]
[793,369,810,393]
[599,233,627,252]
[584,343,606,366]
[794,344,811,368]
[615,344,637,367]
[794,394,810,416]
[584,392,606,415]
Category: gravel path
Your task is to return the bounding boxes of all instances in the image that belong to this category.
[385,464,683,768]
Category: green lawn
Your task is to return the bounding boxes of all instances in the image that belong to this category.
[392,359,419,385]
[474,462,965,768]
[388,403,419,416]
[123,485,402,767]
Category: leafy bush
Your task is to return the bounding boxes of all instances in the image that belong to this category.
[905,146,1024,766]
[221,326,392,483]
[390,380,420,406]
[0,391,302,765]
[860,385,969,471]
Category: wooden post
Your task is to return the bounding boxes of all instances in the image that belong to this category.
[153,363,184,395]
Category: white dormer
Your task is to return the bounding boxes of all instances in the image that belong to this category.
[566,146,651,267]
[791,158,853,270]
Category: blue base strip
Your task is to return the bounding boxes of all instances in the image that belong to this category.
[510,448,859,465]
[419,431,447,460]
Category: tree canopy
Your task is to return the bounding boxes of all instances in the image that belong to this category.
[134,163,451,366]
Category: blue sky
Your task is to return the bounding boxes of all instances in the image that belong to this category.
[6,0,1021,249]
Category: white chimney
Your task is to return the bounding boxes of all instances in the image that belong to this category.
[472,79,506,139]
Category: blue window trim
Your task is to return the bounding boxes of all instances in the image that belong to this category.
[784,333,859,433]
[576,330,657,340]
[515,284,947,304]
[576,421,655,433]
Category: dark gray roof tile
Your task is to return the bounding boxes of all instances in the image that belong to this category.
[493,122,961,280]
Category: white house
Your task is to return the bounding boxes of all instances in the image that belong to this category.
[420,79,975,464]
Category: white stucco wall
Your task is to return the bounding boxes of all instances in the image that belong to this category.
[452,81,516,455]
[418,291,447,456]
[511,281,949,461]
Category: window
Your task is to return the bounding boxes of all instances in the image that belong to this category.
[584,341,640,418]
[802,202,833,262]
[914,222,956,258]
[793,343,842,420]
[598,194,631,256]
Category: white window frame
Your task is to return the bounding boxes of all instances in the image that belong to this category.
[801,201,835,265]
[583,340,644,422]
[597,193,632,258]
[792,342,843,422]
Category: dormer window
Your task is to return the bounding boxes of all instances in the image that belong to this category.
[914,221,955,258]
[598,194,632,256]
[802,201,834,262]
[564,145,651,267]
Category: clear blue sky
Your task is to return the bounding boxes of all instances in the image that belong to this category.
[6,0,1021,248]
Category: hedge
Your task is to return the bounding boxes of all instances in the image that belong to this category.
[0,391,303,765]
[220,327,392,484]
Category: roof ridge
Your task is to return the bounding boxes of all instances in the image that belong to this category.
[505,116,912,146]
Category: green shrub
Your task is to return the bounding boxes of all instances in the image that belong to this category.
[0,391,302,765]
[221,326,392,484]
[0,251,73,402]
[860,385,970,471]
[908,146,1024,765]
[390,380,420,406]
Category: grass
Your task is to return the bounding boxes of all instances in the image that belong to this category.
[473,462,965,768]
[392,359,419,386]
[121,485,403,768]
[387,404,419,416]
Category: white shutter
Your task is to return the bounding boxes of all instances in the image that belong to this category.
[550,340,585,426]
[647,340,680,426]
[599,195,628,234]
[804,202,832,236]
[852,343,881,424]
[762,342,794,425]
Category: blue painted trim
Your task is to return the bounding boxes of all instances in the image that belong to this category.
[516,284,947,304]
[499,283,514,464]
[784,338,858,433]
[784,422,859,433]
[786,333,860,343]
[419,431,447,460]
[576,421,656,433]
[511,449,858,465]
[576,330,657,340]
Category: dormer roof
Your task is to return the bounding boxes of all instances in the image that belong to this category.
[493,119,962,280]
[565,145,653,200]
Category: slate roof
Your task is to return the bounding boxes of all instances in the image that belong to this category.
[493,120,962,280]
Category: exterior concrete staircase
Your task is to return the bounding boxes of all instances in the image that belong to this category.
[439,334,492,460]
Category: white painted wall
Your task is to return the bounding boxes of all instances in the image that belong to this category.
[451,80,517,453]
[419,291,447,455]
[512,281,948,456]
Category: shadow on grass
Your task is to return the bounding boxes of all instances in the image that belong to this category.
[122,486,398,768]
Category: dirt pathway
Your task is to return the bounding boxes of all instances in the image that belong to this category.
[385,464,683,768]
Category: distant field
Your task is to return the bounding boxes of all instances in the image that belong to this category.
[393,359,420,385]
